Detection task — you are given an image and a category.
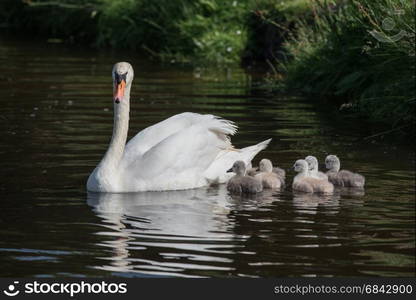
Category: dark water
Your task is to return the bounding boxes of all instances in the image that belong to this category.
[0,37,414,278]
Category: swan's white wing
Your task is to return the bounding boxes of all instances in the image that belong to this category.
[124,112,207,161]
[127,116,237,191]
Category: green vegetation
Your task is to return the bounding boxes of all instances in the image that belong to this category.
[1,0,250,64]
[280,0,415,136]
[1,0,414,137]
[98,0,251,64]
[243,0,317,64]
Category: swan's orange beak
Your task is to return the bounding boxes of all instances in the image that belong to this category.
[114,79,126,104]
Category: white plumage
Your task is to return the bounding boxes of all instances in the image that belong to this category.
[87,62,271,192]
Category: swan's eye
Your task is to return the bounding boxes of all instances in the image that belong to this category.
[115,72,127,84]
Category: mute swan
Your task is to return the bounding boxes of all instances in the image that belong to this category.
[227,161,263,194]
[87,62,271,192]
[325,155,365,187]
[292,159,334,194]
[255,159,283,189]
[305,155,328,180]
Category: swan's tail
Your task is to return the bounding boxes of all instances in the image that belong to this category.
[237,138,272,163]
[204,138,272,184]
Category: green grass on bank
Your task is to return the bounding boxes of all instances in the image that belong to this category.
[0,0,311,64]
[0,0,252,64]
[98,0,251,64]
[243,0,318,64]
[1,0,415,137]
[279,0,415,135]
[0,0,316,64]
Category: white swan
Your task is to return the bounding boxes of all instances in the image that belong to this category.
[87,62,271,192]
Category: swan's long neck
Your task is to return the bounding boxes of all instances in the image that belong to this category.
[100,87,131,171]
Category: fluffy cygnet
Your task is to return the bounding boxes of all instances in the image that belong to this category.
[273,166,286,180]
[245,162,258,177]
[246,159,286,182]
[227,161,263,194]
[292,159,334,194]
[325,155,365,188]
[305,155,328,180]
[254,159,282,189]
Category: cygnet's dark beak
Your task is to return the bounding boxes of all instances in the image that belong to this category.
[226,167,233,173]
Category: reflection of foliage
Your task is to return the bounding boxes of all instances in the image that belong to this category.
[0,0,99,44]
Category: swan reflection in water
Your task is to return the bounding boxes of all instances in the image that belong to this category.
[87,185,362,276]
[87,185,278,277]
